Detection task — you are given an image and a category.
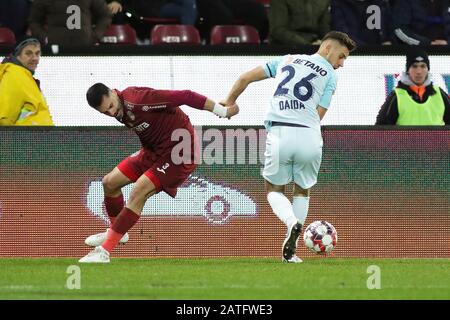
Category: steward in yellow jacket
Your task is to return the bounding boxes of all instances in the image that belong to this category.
[376,47,450,125]
[0,37,54,125]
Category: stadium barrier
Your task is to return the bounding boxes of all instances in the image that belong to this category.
[0,45,448,126]
[0,126,448,258]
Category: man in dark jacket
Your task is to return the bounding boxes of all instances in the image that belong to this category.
[107,0,198,42]
[269,0,330,45]
[197,0,268,41]
[113,0,198,25]
[376,48,450,125]
[29,0,112,46]
[331,0,393,45]
[392,0,450,45]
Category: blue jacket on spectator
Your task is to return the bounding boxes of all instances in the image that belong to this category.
[393,0,450,45]
[331,0,393,45]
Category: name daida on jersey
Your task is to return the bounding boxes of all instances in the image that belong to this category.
[279,99,306,110]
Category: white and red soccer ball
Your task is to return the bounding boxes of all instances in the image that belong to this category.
[303,221,337,254]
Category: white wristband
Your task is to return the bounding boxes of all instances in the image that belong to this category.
[212,103,228,118]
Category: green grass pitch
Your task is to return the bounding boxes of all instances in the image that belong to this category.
[0,258,449,299]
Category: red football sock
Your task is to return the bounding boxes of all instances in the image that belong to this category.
[102,207,140,253]
[104,194,124,226]
[101,229,123,253]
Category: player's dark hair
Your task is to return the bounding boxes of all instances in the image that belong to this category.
[322,31,357,52]
[86,83,110,108]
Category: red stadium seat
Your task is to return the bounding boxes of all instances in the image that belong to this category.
[0,27,16,46]
[151,24,201,45]
[210,25,260,45]
[101,24,137,45]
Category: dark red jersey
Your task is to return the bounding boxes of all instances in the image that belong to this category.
[115,87,207,156]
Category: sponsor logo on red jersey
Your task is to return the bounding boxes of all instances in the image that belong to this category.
[142,104,167,111]
[133,122,150,132]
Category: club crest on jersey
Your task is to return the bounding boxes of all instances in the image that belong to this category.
[124,101,134,110]
[127,111,135,121]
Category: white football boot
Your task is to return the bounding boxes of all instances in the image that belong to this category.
[84,228,129,247]
[78,246,110,263]
[282,255,303,263]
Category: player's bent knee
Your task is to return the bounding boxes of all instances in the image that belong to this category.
[102,174,116,193]
[128,185,156,205]
[293,184,310,197]
[102,173,123,193]
[130,176,157,200]
[102,168,132,194]
[265,179,285,193]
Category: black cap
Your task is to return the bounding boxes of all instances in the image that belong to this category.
[406,47,430,71]
[13,36,41,57]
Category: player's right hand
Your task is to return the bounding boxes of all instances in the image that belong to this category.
[108,1,123,14]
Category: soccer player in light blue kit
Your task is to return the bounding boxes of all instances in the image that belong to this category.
[222,31,356,263]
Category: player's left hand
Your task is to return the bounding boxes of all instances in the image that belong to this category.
[225,103,239,119]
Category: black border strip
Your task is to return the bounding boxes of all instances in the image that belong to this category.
[1,44,450,56]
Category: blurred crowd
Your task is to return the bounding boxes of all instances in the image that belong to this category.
[0,0,449,46]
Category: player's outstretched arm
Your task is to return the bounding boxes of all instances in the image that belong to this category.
[204,98,239,120]
[221,66,268,106]
[165,89,238,119]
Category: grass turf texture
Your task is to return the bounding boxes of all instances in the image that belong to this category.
[0,258,449,299]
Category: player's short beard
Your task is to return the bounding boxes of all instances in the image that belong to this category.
[116,100,124,120]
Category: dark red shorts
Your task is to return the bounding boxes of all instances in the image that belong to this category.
[117,148,198,198]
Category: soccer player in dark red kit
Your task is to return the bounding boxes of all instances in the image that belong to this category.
[79,83,239,263]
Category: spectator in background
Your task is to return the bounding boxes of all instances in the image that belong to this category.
[107,1,126,24]
[376,48,450,125]
[0,0,31,40]
[159,0,198,25]
[112,0,198,43]
[393,0,450,45]
[331,0,393,46]
[108,1,123,15]
[197,0,269,41]
[29,0,112,46]
[0,37,54,126]
[115,0,198,25]
[268,0,330,45]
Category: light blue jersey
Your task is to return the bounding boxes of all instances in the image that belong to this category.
[262,54,337,132]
